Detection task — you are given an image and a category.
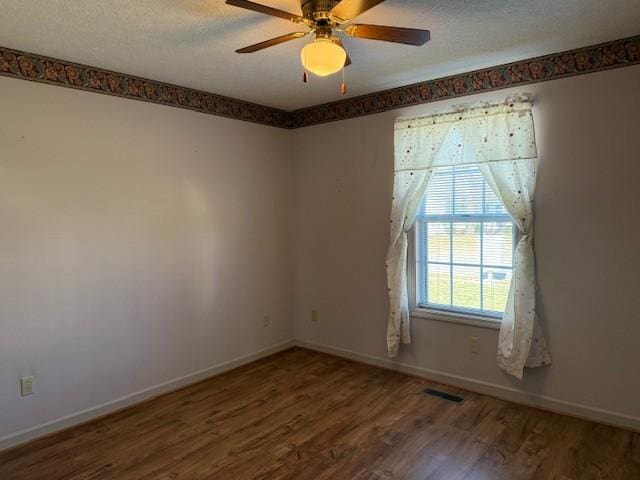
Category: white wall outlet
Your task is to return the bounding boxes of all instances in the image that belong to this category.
[311,309,318,322]
[21,375,34,396]
[469,337,480,354]
[262,315,270,327]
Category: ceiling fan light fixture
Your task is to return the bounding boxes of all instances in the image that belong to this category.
[300,37,346,77]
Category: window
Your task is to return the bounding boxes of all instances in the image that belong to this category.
[414,164,514,320]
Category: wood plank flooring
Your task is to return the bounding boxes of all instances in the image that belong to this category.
[1,347,638,479]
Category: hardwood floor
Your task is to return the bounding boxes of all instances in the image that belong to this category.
[1,348,638,479]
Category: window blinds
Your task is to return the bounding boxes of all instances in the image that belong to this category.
[416,165,514,317]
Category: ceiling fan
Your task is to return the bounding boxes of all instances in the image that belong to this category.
[225,0,430,82]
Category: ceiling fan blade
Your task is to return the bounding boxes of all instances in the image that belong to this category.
[332,37,352,66]
[236,32,309,53]
[344,24,430,46]
[225,0,304,23]
[330,0,387,22]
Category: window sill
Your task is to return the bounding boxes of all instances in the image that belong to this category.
[411,307,501,330]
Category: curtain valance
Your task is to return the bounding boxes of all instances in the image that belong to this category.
[394,100,537,171]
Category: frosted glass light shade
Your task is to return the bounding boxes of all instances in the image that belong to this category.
[300,38,346,77]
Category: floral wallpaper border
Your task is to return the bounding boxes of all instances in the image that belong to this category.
[1,34,639,129]
[0,47,291,129]
[291,34,640,128]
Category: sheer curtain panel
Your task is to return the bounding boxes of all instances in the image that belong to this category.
[386,98,551,378]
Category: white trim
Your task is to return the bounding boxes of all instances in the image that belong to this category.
[294,339,640,433]
[0,339,295,452]
[411,307,501,330]
[3,337,637,453]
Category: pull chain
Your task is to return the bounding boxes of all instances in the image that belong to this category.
[302,48,309,83]
[340,66,347,95]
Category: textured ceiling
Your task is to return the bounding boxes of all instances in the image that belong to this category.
[1,0,639,110]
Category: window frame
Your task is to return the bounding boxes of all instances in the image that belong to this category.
[408,169,517,330]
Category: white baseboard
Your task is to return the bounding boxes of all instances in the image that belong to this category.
[0,339,295,452]
[3,337,637,453]
[294,340,640,432]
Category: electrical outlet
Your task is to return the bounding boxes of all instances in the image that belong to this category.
[311,309,318,322]
[469,337,480,354]
[21,376,34,396]
[262,315,270,327]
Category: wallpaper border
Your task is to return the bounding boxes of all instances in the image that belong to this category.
[1,34,639,129]
[0,47,291,129]
[291,34,640,127]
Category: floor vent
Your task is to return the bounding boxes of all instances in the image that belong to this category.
[424,388,464,403]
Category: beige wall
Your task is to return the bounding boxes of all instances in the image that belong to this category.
[0,76,294,439]
[292,65,640,421]
[1,63,639,443]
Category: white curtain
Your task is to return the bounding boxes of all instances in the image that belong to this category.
[386,98,551,378]
[478,160,552,378]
